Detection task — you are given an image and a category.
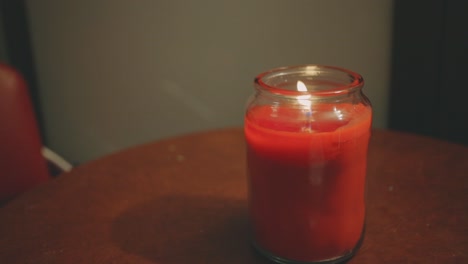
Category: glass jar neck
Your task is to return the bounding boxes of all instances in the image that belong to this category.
[254,65,364,101]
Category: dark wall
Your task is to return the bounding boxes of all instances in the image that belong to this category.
[0,0,42,134]
[389,0,468,145]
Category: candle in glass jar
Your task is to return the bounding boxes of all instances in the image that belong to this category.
[245,65,372,263]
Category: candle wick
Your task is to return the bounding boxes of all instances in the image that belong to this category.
[302,110,314,132]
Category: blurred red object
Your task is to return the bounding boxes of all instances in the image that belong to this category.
[0,63,50,203]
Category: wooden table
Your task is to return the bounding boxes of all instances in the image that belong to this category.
[0,129,466,263]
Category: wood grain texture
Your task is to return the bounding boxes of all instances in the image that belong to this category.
[0,128,466,263]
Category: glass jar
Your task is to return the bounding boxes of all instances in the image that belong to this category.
[244,65,372,263]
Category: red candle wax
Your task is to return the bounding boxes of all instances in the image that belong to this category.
[245,104,372,262]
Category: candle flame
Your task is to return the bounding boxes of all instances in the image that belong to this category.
[297,80,308,92]
[296,81,311,108]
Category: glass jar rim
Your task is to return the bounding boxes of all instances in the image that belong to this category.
[254,64,364,96]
